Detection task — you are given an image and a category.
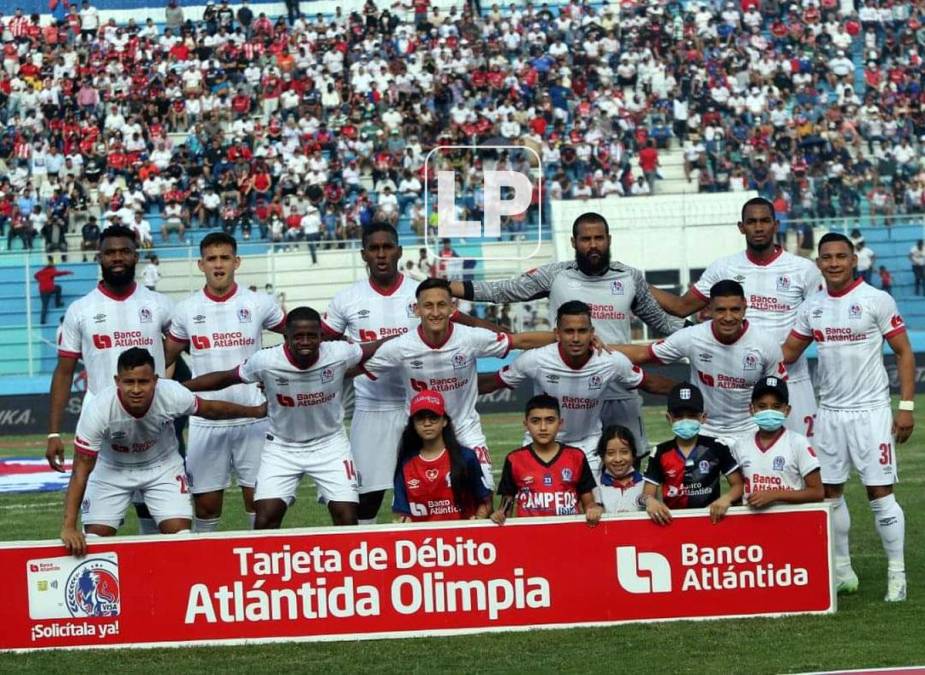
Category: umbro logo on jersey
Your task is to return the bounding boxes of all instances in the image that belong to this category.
[111,431,126,440]
[546,374,560,383]
[733,275,746,282]
[193,314,207,324]
[409,360,424,369]
[698,352,712,363]
[138,307,152,323]
[93,313,107,323]
[275,376,290,386]
[357,309,371,319]
[407,479,421,489]
[812,308,824,318]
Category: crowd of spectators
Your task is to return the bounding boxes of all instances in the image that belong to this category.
[1,0,925,256]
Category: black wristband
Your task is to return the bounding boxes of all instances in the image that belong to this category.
[462,281,475,301]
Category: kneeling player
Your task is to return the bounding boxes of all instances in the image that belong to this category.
[60,348,267,556]
[491,395,602,526]
[643,383,744,526]
[597,426,645,513]
[392,390,492,522]
[735,377,824,508]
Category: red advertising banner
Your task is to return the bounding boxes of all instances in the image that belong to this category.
[0,505,834,652]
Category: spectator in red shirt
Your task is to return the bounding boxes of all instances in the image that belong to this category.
[34,256,72,324]
[638,140,660,191]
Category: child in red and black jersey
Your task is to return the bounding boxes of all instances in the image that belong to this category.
[392,390,492,522]
[643,383,744,526]
[491,394,601,525]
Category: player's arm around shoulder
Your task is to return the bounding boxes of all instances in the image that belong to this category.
[508,330,556,350]
[629,267,687,334]
[195,397,267,421]
[458,261,563,303]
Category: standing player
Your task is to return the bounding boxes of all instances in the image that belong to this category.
[479,300,675,475]
[450,211,683,456]
[782,233,915,602]
[165,232,285,532]
[60,348,267,556]
[615,280,787,440]
[47,224,174,535]
[490,394,602,525]
[361,278,557,489]
[183,307,389,528]
[650,197,823,437]
[735,376,824,508]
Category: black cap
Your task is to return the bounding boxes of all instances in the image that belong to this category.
[667,382,704,414]
[752,376,789,404]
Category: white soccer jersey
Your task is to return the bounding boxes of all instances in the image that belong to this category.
[58,283,173,395]
[169,284,285,425]
[792,279,906,410]
[600,471,645,513]
[693,248,822,381]
[237,341,363,443]
[74,379,198,469]
[650,321,787,436]
[733,428,820,498]
[362,324,513,443]
[498,342,644,444]
[322,274,418,411]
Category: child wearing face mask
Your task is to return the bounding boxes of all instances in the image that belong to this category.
[733,377,824,509]
[642,383,744,526]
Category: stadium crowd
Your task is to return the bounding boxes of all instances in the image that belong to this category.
[3,0,925,258]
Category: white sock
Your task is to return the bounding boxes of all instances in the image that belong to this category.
[358,518,377,526]
[828,496,852,568]
[194,517,221,533]
[247,512,256,529]
[138,517,160,535]
[870,494,905,574]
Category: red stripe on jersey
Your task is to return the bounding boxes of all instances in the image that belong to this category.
[884,325,907,340]
[192,396,201,415]
[647,342,664,364]
[496,370,512,390]
[689,285,709,302]
[788,329,813,341]
[166,331,188,344]
[270,316,287,333]
[74,445,97,457]
[499,332,513,358]
[320,320,342,338]
[57,349,81,359]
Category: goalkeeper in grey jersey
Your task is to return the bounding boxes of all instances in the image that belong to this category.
[450,211,683,457]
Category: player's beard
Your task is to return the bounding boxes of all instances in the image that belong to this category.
[101,262,137,289]
[575,248,611,276]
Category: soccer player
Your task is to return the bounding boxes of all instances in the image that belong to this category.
[479,300,675,473]
[183,307,388,528]
[615,280,788,440]
[597,426,645,513]
[47,224,174,535]
[735,376,823,508]
[450,211,682,456]
[491,394,601,525]
[60,348,266,557]
[361,277,557,489]
[650,197,823,437]
[782,232,915,602]
[165,232,286,532]
[392,390,493,522]
[643,383,744,525]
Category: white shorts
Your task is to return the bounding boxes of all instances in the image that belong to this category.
[350,409,405,494]
[600,396,649,457]
[185,418,268,494]
[456,428,494,490]
[815,405,898,486]
[254,432,359,505]
[785,377,818,438]
[82,457,192,529]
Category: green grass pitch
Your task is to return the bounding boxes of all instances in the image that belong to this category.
[0,402,923,672]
